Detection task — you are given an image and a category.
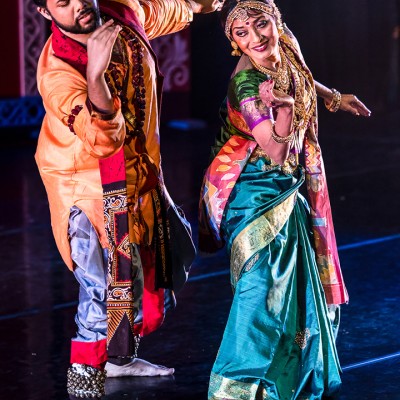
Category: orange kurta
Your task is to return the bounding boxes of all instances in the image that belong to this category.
[35,0,193,270]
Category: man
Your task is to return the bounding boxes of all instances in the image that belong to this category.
[33,0,223,398]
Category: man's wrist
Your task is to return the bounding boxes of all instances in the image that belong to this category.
[186,0,200,14]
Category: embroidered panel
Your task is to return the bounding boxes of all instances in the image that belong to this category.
[209,373,260,400]
[230,191,297,287]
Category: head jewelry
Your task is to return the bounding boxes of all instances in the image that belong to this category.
[224,0,283,40]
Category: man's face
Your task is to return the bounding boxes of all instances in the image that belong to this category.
[40,0,100,34]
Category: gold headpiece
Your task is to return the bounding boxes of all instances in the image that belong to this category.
[224,0,283,40]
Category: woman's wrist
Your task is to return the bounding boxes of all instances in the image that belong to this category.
[324,88,342,113]
[271,121,295,144]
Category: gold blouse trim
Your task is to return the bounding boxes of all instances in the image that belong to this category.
[230,191,297,287]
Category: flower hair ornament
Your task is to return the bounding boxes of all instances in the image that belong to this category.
[224,0,283,40]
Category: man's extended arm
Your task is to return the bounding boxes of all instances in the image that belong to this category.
[140,0,224,40]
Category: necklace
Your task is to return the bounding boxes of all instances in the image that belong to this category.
[250,44,316,136]
[250,47,290,93]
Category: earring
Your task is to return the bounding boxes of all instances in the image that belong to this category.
[231,41,241,57]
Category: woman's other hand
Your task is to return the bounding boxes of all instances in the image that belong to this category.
[259,80,294,109]
[339,94,371,117]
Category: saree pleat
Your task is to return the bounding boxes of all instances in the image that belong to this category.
[209,158,341,400]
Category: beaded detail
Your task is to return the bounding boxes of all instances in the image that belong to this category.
[67,105,84,133]
[294,328,311,350]
[104,23,146,143]
[67,363,107,398]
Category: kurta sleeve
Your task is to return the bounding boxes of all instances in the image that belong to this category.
[139,0,193,39]
[38,67,126,159]
[228,69,274,131]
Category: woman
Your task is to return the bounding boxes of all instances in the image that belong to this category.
[199,0,370,398]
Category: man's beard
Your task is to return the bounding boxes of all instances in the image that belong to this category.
[51,7,100,34]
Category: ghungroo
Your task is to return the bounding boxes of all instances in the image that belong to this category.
[67,363,107,398]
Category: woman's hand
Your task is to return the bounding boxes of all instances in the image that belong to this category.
[315,81,371,117]
[339,94,371,117]
[259,79,294,109]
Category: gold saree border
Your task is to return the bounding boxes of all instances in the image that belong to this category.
[230,191,297,287]
[209,372,264,400]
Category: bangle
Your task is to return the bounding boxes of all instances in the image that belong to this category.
[271,122,295,144]
[185,1,194,21]
[324,88,341,112]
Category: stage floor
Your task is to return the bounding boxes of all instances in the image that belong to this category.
[0,109,399,399]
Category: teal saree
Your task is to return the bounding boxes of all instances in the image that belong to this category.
[200,36,347,400]
[209,160,341,399]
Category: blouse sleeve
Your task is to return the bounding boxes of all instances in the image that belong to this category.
[228,69,273,131]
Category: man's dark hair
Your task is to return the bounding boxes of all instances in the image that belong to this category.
[33,0,47,7]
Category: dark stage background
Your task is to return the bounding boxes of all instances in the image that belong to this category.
[190,0,400,124]
[0,1,400,400]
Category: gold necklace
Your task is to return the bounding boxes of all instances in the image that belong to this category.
[249,48,290,93]
[284,46,316,134]
[250,44,317,136]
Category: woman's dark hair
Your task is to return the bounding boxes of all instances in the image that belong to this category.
[220,0,240,29]
[33,0,47,7]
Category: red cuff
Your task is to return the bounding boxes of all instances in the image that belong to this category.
[70,339,107,369]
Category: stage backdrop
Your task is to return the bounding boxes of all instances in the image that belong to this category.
[0,1,398,127]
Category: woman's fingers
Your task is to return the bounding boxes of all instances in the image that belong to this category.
[259,80,294,108]
[259,80,275,106]
[340,94,371,117]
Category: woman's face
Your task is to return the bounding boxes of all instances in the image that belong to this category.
[231,12,280,67]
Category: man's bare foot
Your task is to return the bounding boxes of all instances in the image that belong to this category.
[105,358,174,377]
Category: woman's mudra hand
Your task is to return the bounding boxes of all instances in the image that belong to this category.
[259,80,294,109]
[339,94,371,117]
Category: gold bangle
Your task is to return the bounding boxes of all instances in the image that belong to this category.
[324,88,341,112]
[271,122,295,144]
[185,1,194,23]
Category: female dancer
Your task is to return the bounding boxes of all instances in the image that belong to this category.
[199,0,370,398]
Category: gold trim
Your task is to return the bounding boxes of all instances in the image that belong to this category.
[209,373,260,399]
[230,191,297,286]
